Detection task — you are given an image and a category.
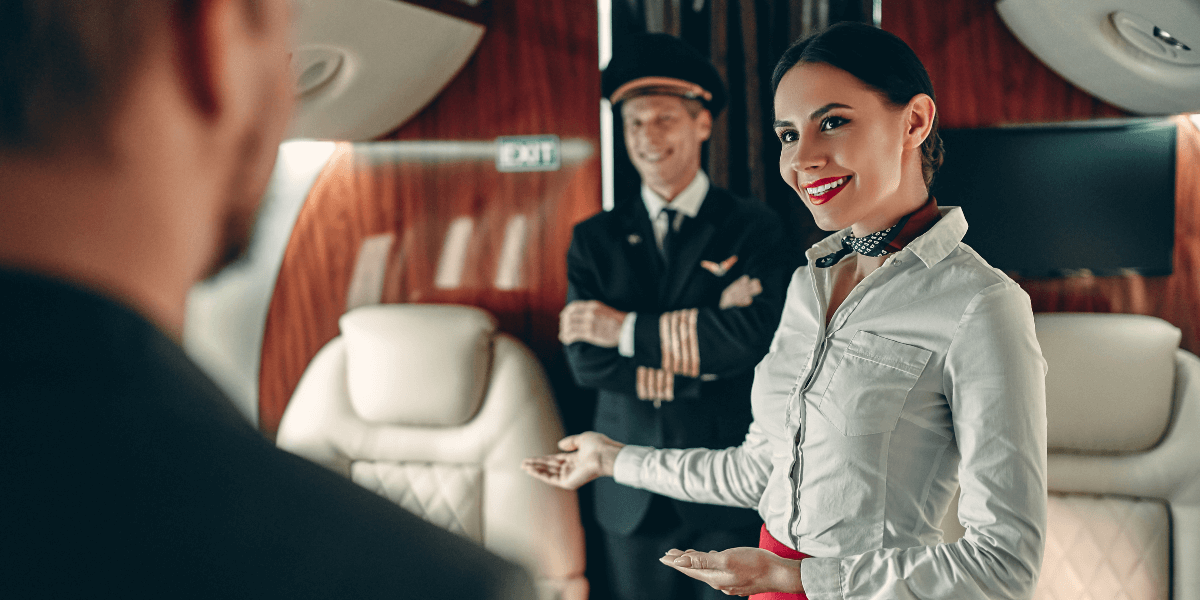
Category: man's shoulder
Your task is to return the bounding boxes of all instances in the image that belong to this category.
[710,187,775,217]
[1,331,534,598]
[702,187,781,236]
[573,206,624,231]
[570,203,641,246]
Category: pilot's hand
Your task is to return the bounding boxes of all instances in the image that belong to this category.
[559,300,627,347]
[660,546,804,597]
[719,275,762,309]
[521,432,625,490]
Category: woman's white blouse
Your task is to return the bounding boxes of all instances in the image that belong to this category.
[614,207,1049,600]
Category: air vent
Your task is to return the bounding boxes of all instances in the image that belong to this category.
[1111,11,1200,66]
[293,47,345,97]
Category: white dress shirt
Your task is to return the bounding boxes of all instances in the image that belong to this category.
[617,171,710,357]
[613,207,1049,599]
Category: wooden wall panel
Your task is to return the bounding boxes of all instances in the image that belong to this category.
[259,0,600,438]
[884,1,1200,356]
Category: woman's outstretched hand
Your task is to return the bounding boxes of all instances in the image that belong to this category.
[660,547,804,597]
[521,432,625,490]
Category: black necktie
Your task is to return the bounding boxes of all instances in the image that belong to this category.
[661,208,678,265]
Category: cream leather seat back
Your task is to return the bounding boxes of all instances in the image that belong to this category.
[940,313,1199,600]
[276,304,587,600]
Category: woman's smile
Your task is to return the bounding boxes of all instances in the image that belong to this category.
[804,175,852,205]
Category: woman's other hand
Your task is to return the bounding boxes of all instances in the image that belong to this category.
[521,432,625,490]
[660,547,804,597]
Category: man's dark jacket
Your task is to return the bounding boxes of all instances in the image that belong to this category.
[564,186,789,535]
[0,270,534,599]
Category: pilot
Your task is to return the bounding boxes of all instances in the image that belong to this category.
[554,33,789,600]
[0,1,532,597]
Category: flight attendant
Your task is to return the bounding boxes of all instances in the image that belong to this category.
[556,33,790,600]
[528,22,1048,599]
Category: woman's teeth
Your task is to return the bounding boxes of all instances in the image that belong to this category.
[806,177,848,196]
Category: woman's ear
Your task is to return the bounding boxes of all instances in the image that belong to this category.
[903,93,936,149]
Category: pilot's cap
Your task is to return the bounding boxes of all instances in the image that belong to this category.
[602,33,727,116]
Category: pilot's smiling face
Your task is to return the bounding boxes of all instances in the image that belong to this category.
[621,94,712,198]
[773,62,911,235]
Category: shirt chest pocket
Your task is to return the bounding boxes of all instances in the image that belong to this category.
[818,330,932,436]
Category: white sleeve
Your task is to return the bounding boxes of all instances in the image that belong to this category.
[612,419,774,509]
[801,282,1049,600]
[618,312,637,357]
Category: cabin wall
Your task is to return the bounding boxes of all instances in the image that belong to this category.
[885,0,1200,354]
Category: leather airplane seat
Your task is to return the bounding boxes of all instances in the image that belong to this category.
[276,304,587,600]
[940,313,1199,600]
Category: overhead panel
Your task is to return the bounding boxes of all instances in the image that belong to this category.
[996,0,1200,114]
[289,0,486,140]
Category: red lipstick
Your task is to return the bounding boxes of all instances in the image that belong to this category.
[803,175,852,206]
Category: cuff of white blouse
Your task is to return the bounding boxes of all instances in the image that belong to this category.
[799,557,843,599]
[612,445,653,487]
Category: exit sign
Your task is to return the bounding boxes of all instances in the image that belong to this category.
[496,135,561,172]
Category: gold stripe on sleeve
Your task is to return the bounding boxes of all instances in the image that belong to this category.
[659,309,700,377]
[636,366,674,402]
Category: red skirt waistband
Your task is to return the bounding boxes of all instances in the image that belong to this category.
[751,524,810,600]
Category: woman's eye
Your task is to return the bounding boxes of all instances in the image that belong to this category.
[777,130,798,143]
[820,116,849,131]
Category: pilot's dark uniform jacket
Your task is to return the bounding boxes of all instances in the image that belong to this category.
[566,183,789,530]
[564,33,789,600]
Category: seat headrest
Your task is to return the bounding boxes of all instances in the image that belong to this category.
[1035,313,1179,453]
[339,304,496,426]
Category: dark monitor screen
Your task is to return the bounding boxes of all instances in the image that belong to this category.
[930,119,1176,278]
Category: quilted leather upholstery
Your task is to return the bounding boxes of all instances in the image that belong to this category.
[1032,495,1169,600]
[352,462,485,543]
[277,305,587,600]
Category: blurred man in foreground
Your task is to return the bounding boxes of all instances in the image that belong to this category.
[0,1,533,597]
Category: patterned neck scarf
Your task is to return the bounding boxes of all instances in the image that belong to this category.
[814,197,941,269]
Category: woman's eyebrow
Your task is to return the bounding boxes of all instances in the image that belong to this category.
[809,103,851,121]
[773,103,853,129]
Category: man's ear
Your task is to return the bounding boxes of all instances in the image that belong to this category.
[695,108,713,143]
[903,93,936,150]
[173,0,243,120]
